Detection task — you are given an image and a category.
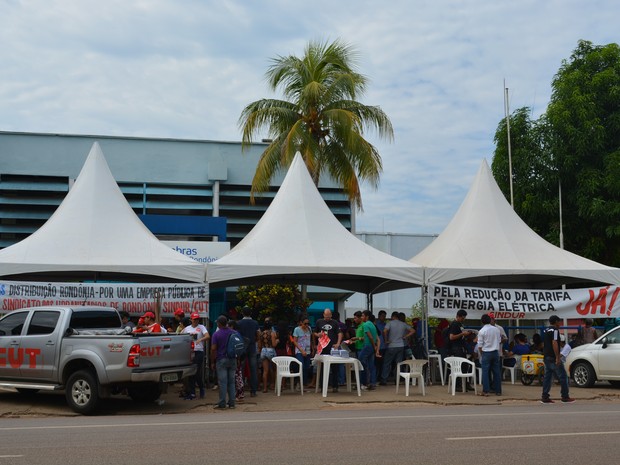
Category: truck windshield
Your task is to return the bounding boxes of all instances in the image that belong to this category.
[70,311,121,329]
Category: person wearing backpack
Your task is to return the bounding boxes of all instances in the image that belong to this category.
[210,315,237,410]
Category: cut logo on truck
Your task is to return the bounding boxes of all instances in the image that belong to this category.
[107,343,124,352]
[141,346,163,357]
[0,347,41,368]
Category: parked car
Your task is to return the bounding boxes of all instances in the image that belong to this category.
[0,306,196,414]
[566,325,620,388]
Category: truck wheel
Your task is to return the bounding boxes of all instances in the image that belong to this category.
[572,362,596,388]
[66,370,100,415]
[127,384,162,403]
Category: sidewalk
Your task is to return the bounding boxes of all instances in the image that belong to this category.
[2,379,618,417]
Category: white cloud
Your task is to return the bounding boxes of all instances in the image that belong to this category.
[1,0,618,235]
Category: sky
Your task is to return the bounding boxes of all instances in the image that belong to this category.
[1,0,618,236]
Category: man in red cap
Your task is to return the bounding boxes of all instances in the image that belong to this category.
[132,316,146,333]
[143,311,163,333]
[182,312,210,399]
[173,308,186,334]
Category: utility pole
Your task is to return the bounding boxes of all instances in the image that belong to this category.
[504,80,514,208]
[559,180,564,249]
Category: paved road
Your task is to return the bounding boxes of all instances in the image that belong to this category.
[1,403,618,465]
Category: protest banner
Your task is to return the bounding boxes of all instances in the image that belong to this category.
[0,280,209,317]
[428,283,620,320]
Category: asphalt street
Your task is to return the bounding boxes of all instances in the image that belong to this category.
[1,403,619,465]
[1,377,619,465]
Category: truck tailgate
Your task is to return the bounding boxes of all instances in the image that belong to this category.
[136,334,193,370]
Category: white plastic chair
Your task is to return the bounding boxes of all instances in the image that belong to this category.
[502,356,521,384]
[396,359,428,396]
[444,356,477,395]
[272,356,303,396]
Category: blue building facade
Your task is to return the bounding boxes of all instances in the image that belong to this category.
[0,131,352,248]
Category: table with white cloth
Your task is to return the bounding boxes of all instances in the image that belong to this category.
[312,355,364,397]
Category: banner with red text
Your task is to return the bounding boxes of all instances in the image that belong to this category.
[428,284,620,320]
[0,280,209,317]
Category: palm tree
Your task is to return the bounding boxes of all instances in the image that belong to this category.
[239,39,393,210]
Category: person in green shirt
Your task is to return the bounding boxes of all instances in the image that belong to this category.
[350,311,365,356]
[357,310,381,390]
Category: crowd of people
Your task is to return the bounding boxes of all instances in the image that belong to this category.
[234,307,420,396]
[433,310,609,403]
[121,306,612,408]
[120,306,422,407]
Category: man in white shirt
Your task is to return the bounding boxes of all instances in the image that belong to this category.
[490,315,508,366]
[182,312,210,400]
[477,313,502,396]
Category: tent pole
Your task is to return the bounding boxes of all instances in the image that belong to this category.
[563,317,568,343]
[421,268,430,385]
[422,285,429,355]
[422,268,429,359]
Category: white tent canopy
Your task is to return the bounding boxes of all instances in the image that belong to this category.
[0,142,206,283]
[207,152,424,294]
[411,159,620,288]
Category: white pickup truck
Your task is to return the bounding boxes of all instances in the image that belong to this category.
[0,305,196,414]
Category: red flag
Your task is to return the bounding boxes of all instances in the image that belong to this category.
[317,331,330,355]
